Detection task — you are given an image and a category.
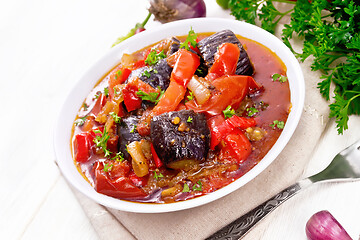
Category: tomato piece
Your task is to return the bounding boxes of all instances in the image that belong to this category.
[220,129,252,164]
[74,133,90,163]
[208,43,240,78]
[94,162,146,199]
[208,115,256,150]
[151,143,163,168]
[123,84,142,112]
[152,81,186,116]
[186,75,253,116]
[171,49,200,87]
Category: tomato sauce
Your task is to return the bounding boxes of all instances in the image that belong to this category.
[71,31,291,203]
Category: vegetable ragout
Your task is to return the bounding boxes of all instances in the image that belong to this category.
[71,29,291,203]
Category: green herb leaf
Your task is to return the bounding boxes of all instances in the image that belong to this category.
[112,152,124,162]
[270,120,285,129]
[142,70,151,78]
[75,116,87,126]
[136,90,163,104]
[192,180,202,191]
[130,124,137,133]
[182,183,190,192]
[82,103,88,111]
[180,27,198,50]
[272,73,288,83]
[223,105,235,119]
[113,87,119,95]
[153,171,164,180]
[93,126,112,157]
[187,116,193,123]
[145,49,166,65]
[109,112,121,124]
[104,87,109,97]
[246,107,259,117]
[103,163,113,172]
[186,91,194,102]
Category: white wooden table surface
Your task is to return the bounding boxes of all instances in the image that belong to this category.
[1,0,359,239]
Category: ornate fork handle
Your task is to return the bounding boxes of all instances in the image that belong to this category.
[206,180,311,240]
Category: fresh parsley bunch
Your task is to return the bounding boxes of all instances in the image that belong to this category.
[228,0,360,134]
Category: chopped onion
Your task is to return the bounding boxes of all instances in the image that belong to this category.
[149,0,206,23]
[187,76,211,105]
[306,210,352,240]
[127,141,149,177]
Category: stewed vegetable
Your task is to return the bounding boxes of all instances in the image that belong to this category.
[71,29,291,203]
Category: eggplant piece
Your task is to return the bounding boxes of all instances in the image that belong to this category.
[127,59,171,91]
[150,110,210,168]
[197,29,254,76]
[169,37,180,55]
[117,115,142,159]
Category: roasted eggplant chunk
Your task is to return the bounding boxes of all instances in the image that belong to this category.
[168,37,181,55]
[197,29,254,76]
[117,115,142,159]
[150,110,210,167]
[127,59,171,91]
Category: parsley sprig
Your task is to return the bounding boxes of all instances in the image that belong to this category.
[136,89,164,104]
[228,0,360,134]
[180,27,198,51]
[145,50,166,65]
[223,105,236,119]
[93,127,112,157]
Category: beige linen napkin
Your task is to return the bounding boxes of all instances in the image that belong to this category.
[72,28,332,239]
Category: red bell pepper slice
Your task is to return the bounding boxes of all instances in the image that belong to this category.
[208,43,240,78]
[94,162,146,199]
[152,80,186,116]
[123,84,142,112]
[129,172,148,187]
[151,143,163,168]
[220,128,252,164]
[108,67,131,98]
[171,49,200,87]
[74,133,91,163]
[90,93,107,117]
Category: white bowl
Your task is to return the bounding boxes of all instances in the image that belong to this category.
[54,18,305,213]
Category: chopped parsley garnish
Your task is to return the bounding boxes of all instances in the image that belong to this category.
[187,116,193,123]
[182,183,190,192]
[130,125,137,133]
[75,116,87,126]
[192,180,202,191]
[109,112,121,123]
[113,87,119,95]
[103,163,113,172]
[136,90,164,104]
[144,49,166,65]
[142,70,151,78]
[223,105,236,119]
[186,91,194,102]
[272,73,288,83]
[270,120,285,129]
[247,107,259,117]
[93,126,112,157]
[180,27,198,51]
[82,103,88,111]
[94,91,102,100]
[153,171,164,180]
[104,87,109,97]
[114,70,122,80]
[112,152,124,162]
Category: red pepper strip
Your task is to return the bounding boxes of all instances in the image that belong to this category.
[221,128,252,164]
[108,67,131,98]
[208,43,240,79]
[74,133,90,163]
[208,115,256,150]
[123,84,142,112]
[171,49,200,87]
[151,143,163,168]
[94,162,146,199]
[129,172,148,188]
[152,80,186,116]
[127,76,159,94]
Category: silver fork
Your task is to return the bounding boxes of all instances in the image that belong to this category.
[206,139,360,240]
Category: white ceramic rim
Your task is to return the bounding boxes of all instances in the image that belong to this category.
[54,17,305,213]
